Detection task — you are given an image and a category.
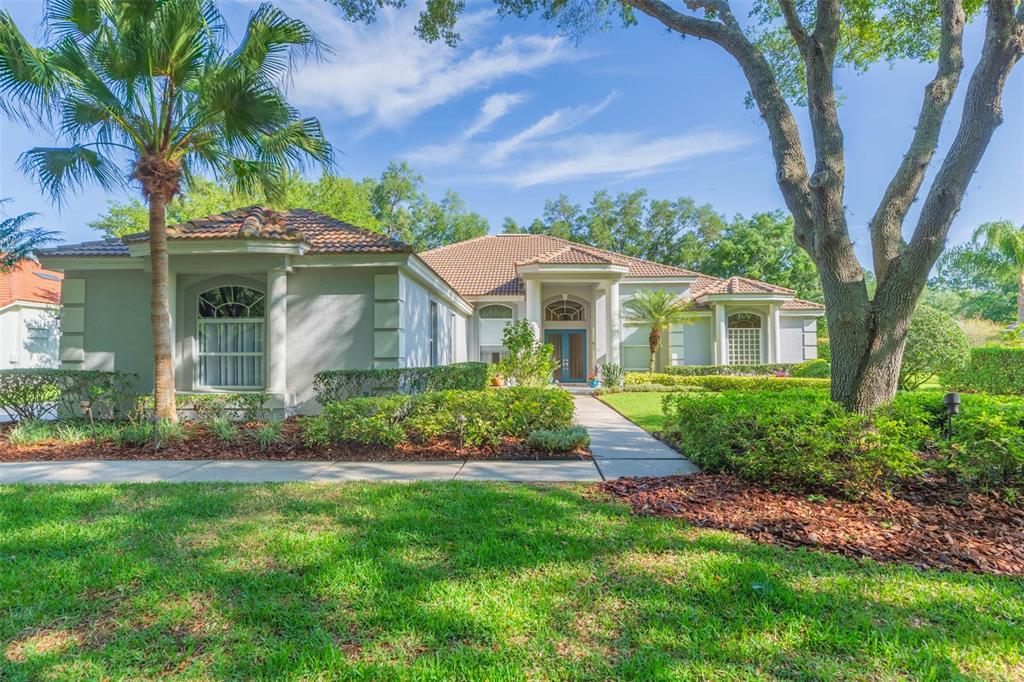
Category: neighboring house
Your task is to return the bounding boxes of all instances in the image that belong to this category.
[38,206,823,410]
[0,259,62,369]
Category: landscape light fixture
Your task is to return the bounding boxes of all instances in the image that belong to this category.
[943,392,961,439]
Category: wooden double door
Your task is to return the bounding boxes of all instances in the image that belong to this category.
[544,329,587,383]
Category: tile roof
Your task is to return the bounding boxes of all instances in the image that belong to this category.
[694,275,796,296]
[41,207,412,257]
[419,234,700,297]
[0,259,63,308]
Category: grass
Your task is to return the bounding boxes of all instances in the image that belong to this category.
[1,483,1021,680]
[600,391,669,432]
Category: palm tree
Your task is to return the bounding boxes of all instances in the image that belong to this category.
[0,200,59,272]
[621,289,695,373]
[973,221,1024,326]
[0,1,332,421]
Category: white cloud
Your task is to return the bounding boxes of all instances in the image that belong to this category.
[483,93,616,164]
[461,92,527,141]
[504,131,750,187]
[285,3,578,130]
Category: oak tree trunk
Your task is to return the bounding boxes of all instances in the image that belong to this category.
[148,193,177,422]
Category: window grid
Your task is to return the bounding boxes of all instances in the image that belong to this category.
[728,327,762,365]
[545,300,585,322]
[196,286,265,390]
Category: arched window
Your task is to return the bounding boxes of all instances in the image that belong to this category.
[479,304,513,319]
[727,313,762,365]
[545,299,585,322]
[197,286,265,388]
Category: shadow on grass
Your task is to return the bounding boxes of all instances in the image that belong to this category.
[0,482,1021,680]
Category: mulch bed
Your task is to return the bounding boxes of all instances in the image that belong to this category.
[601,473,1024,576]
[0,420,590,463]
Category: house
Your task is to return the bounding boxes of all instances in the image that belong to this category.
[0,259,62,369]
[38,206,823,410]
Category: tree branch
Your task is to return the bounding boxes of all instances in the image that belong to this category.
[869,0,966,283]
[777,0,809,54]
[897,0,1023,298]
[621,0,816,247]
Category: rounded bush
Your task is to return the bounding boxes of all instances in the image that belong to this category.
[899,306,970,390]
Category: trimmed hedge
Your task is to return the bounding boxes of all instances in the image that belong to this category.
[944,346,1024,396]
[624,372,830,391]
[307,387,574,448]
[527,426,590,453]
[791,359,831,378]
[660,363,795,377]
[313,362,490,404]
[0,369,137,422]
[136,391,271,422]
[660,387,1024,499]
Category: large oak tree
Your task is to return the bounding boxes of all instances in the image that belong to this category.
[337,0,1023,411]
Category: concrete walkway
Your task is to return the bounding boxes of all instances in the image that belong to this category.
[0,394,697,484]
[573,395,699,479]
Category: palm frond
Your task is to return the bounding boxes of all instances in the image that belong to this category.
[0,204,61,271]
[228,3,325,83]
[43,0,108,40]
[18,145,123,204]
[0,11,64,123]
[257,117,333,168]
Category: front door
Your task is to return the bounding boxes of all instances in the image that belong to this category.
[544,329,587,383]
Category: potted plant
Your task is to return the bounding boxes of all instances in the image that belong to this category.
[587,371,600,389]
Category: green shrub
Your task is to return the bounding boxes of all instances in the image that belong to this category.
[253,421,284,450]
[313,362,490,403]
[322,396,410,447]
[661,389,923,497]
[899,306,970,390]
[661,363,795,377]
[5,420,53,446]
[54,422,90,444]
[139,392,271,422]
[818,339,831,362]
[944,346,1024,395]
[624,372,829,391]
[114,420,186,449]
[0,369,137,422]
[209,416,239,443]
[300,416,331,448]
[598,363,625,389]
[791,359,831,378]
[593,383,704,395]
[527,426,590,453]
[405,387,574,447]
[496,321,558,387]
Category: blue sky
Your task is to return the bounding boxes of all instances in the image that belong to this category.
[1,0,1022,269]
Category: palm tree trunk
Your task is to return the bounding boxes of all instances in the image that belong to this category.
[648,328,661,373]
[149,193,177,422]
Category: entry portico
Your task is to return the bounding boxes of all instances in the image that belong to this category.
[419,234,824,378]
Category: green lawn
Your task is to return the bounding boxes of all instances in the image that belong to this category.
[601,391,669,432]
[2,483,1021,680]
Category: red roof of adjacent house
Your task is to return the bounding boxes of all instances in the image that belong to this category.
[40,207,412,257]
[420,234,701,297]
[0,259,62,308]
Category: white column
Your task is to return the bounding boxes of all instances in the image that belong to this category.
[267,268,288,396]
[524,278,542,340]
[716,304,728,365]
[606,280,621,365]
[770,304,782,363]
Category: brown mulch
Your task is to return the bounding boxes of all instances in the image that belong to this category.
[600,473,1024,576]
[0,420,590,463]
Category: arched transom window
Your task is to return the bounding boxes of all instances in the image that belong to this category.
[727,313,762,365]
[545,299,585,322]
[479,304,513,319]
[197,286,265,389]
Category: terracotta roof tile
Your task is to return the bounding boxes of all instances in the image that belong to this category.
[42,207,411,257]
[420,234,700,297]
[0,259,62,308]
[782,298,825,310]
[694,275,796,296]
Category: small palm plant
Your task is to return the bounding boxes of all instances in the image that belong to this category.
[622,289,695,373]
[972,221,1024,326]
[0,201,59,272]
[0,1,332,421]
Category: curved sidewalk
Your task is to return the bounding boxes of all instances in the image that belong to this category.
[573,395,699,479]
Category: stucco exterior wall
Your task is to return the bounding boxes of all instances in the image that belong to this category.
[680,316,713,365]
[780,316,819,362]
[286,268,377,407]
[58,270,154,391]
[402,273,461,368]
[0,305,60,369]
